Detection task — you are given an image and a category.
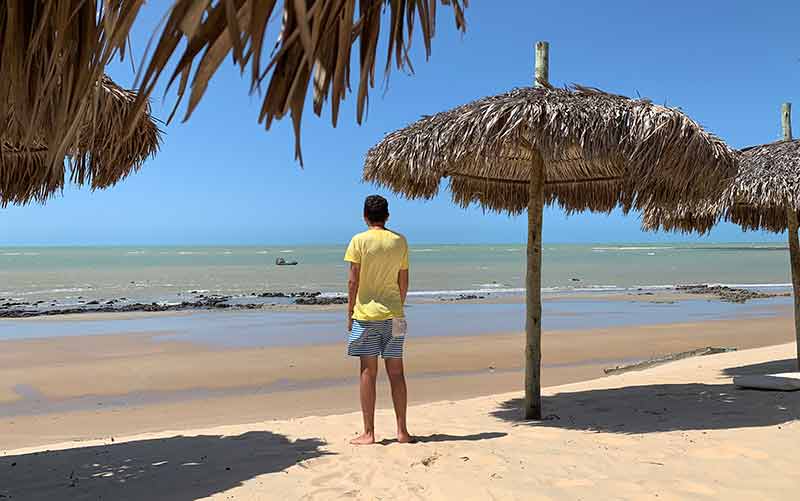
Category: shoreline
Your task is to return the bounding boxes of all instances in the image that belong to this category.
[0,283,790,320]
[0,313,794,450]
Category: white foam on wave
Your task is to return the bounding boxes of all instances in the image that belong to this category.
[592,246,674,251]
[412,248,438,253]
[280,249,294,253]
[708,282,792,289]
[15,287,90,296]
[408,288,525,297]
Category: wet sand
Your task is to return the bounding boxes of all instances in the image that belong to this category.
[0,309,794,450]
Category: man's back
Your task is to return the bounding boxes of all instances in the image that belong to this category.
[344,228,409,321]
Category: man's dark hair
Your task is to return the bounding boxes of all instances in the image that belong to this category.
[364,195,389,224]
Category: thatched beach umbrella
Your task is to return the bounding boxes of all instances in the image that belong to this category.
[0,1,141,170]
[1,1,468,164]
[644,104,800,368]
[1,75,161,207]
[363,42,738,419]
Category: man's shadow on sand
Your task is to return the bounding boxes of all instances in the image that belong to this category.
[378,432,507,445]
[0,431,330,501]
[491,360,800,434]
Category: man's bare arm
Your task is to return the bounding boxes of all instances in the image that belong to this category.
[398,269,409,305]
[347,263,360,330]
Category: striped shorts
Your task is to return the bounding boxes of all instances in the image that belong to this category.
[347,319,405,358]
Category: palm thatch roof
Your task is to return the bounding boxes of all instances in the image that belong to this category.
[642,139,800,234]
[1,76,161,207]
[364,85,737,213]
[131,0,467,162]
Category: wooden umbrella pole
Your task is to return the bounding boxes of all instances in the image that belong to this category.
[782,102,800,368]
[524,151,545,419]
[524,41,549,420]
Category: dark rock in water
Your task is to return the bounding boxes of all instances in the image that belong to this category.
[676,284,788,303]
[257,292,287,298]
[0,289,345,318]
[571,278,581,282]
[294,296,347,305]
[440,294,486,302]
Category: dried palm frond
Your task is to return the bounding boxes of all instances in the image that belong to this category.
[642,140,800,234]
[640,201,722,235]
[130,0,468,163]
[1,77,161,207]
[364,84,737,214]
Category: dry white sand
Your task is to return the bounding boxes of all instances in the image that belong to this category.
[2,342,798,500]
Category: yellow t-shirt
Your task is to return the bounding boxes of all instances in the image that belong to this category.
[344,229,409,321]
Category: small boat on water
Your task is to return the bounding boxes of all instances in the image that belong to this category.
[275,257,298,266]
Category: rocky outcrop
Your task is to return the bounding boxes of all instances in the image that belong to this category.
[676,284,789,303]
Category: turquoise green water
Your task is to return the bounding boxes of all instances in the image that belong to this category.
[0,243,792,304]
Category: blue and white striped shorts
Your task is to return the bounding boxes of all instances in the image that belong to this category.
[347,319,405,358]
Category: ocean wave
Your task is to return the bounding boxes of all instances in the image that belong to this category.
[408,288,525,297]
[705,282,792,289]
[16,287,90,296]
[412,248,438,253]
[280,250,294,253]
[592,246,674,251]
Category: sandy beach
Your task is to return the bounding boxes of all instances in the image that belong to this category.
[0,300,794,448]
[2,339,797,500]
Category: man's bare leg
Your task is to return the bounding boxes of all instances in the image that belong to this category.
[351,356,378,445]
[385,358,412,443]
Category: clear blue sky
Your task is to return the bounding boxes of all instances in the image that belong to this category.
[2,1,799,245]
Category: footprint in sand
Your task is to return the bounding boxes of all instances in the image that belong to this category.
[677,480,717,496]
[553,478,594,488]
[691,445,769,460]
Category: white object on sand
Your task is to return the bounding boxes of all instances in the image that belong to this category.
[734,372,800,391]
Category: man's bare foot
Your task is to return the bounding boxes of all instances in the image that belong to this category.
[350,432,375,445]
[396,431,414,444]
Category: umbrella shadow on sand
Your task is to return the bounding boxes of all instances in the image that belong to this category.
[491,379,800,434]
[0,431,330,501]
[722,358,797,376]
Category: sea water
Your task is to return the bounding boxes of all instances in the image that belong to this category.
[0,243,793,305]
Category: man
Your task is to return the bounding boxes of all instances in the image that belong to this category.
[344,195,411,445]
